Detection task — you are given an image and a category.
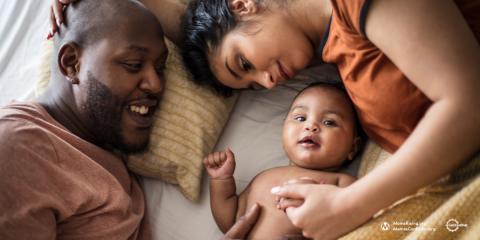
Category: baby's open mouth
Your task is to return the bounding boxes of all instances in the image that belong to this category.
[298,136,319,147]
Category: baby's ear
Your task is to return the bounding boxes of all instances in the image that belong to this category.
[347,136,363,161]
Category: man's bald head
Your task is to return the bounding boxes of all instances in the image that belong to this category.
[55,0,161,49]
[43,0,167,153]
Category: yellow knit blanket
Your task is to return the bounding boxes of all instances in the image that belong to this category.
[341,142,480,240]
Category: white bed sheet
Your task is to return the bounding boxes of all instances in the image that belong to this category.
[0,0,50,107]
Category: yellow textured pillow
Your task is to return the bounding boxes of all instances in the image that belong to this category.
[36,39,237,202]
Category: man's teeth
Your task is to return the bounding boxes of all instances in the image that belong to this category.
[129,105,149,115]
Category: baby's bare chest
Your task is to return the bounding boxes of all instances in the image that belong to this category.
[243,167,340,239]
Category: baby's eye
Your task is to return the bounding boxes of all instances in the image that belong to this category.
[294,116,306,122]
[323,119,337,127]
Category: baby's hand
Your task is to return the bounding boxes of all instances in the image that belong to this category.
[204,148,236,179]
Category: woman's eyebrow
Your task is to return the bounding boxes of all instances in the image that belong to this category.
[225,56,240,80]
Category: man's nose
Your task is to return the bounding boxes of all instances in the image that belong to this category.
[139,65,164,95]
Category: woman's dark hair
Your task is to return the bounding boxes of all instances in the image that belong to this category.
[181,0,238,97]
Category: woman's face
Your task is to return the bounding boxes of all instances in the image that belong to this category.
[208,6,315,90]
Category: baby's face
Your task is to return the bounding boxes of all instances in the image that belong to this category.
[282,85,357,169]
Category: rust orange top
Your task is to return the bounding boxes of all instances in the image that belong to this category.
[319,0,479,153]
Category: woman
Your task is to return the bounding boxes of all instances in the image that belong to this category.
[182,1,480,239]
[52,0,480,239]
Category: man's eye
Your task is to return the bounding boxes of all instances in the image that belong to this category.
[240,56,252,71]
[294,116,306,122]
[122,62,142,72]
[323,119,337,127]
[155,65,166,75]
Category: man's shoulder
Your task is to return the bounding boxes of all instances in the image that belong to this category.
[0,102,50,138]
[0,102,57,157]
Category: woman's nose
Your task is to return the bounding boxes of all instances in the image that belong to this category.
[255,71,277,89]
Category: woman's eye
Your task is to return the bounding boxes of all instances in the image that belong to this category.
[323,119,337,127]
[294,116,306,122]
[240,56,252,71]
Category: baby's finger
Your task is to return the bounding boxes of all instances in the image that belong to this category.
[277,198,304,211]
[206,154,216,167]
[225,148,235,162]
[213,151,222,167]
[203,157,211,167]
[219,151,226,165]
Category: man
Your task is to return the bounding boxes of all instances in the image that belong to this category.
[0,0,259,239]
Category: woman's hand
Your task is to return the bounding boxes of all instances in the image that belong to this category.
[274,177,320,210]
[271,183,370,240]
[48,0,78,38]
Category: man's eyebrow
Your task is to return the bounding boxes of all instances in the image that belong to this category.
[225,56,240,80]
[127,45,149,53]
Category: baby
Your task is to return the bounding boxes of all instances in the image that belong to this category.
[204,83,363,239]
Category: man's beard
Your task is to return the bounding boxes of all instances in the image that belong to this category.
[81,71,149,154]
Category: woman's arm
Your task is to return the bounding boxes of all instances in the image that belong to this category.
[273,0,480,239]
[140,0,186,45]
[355,0,480,218]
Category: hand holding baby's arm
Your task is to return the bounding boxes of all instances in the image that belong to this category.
[204,148,236,179]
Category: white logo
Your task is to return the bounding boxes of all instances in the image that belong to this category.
[445,219,468,232]
[381,222,390,231]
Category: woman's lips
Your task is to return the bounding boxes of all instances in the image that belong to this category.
[278,62,293,80]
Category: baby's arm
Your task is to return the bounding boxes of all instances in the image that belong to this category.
[204,149,239,233]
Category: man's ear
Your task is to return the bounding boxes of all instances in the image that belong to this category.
[58,42,81,84]
[347,136,363,161]
[229,0,259,17]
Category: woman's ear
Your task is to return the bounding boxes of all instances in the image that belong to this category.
[347,136,363,161]
[229,0,259,17]
[58,42,81,85]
